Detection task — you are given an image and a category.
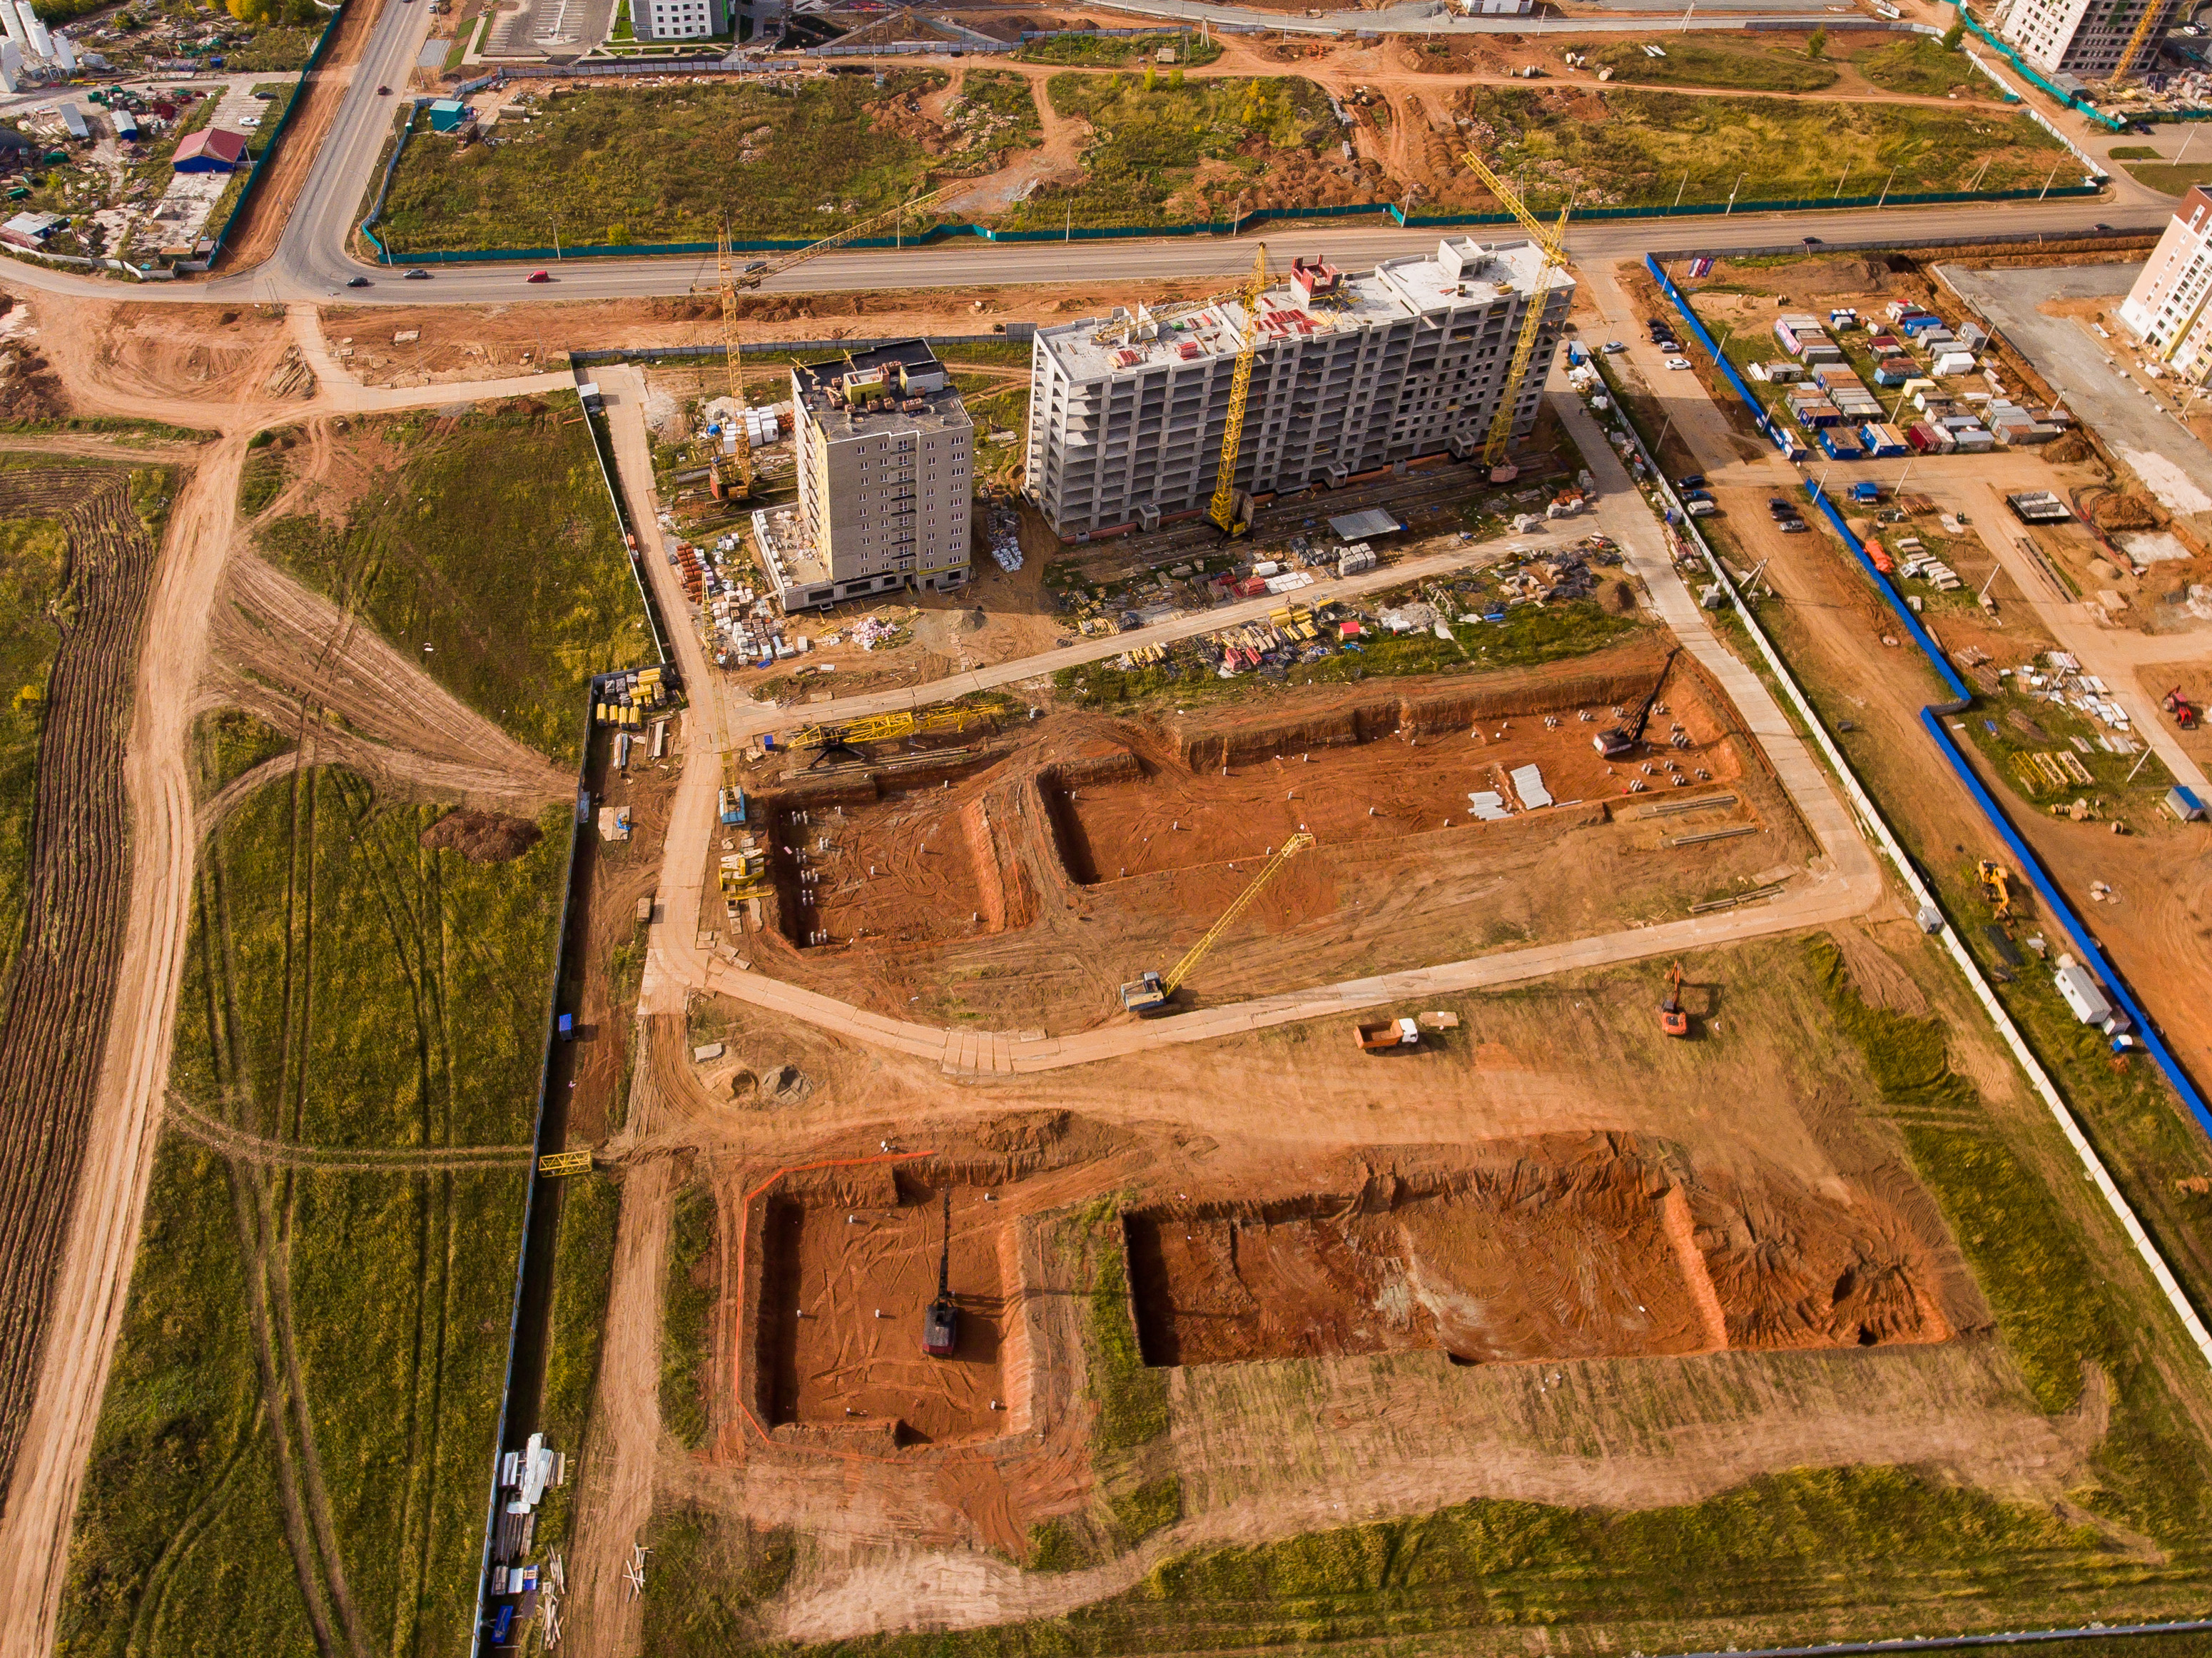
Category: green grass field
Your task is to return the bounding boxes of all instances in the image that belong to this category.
[1588,38,1839,93]
[1004,74,1337,231]
[1014,29,1222,67]
[1467,86,2066,211]
[2123,161,2212,194]
[253,398,644,764]
[377,71,993,251]
[58,772,567,1658]
[660,1179,716,1450]
[1855,35,1993,98]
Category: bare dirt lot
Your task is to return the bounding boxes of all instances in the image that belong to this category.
[758,1178,1017,1445]
[721,638,1811,1029]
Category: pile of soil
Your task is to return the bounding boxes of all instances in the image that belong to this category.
[2091,492,2160,530]
[2045,429,2096,465]
[420,809,543,864]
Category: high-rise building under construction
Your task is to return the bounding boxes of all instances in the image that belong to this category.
[1023,238,1574,540]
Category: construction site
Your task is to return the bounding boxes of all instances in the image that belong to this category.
[701,636,1810,1028]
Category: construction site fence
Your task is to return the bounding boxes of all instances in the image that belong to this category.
[1597,286,2212,1377]
[194,1,351,271]
[359,181,2101,266]
[568,330,1035,369]
[1644,246,2212,1153]
[811,39,1016,55]
[566,368,676,664]
[1942,0,2132,131]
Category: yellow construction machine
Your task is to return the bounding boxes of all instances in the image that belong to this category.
[1977,859,2016,924]
[785,703,992,767]
[1120,831,1314,1014]
[1206,243,1271,538]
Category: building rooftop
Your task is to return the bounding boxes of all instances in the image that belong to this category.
[793,339,971,441]
[1038,238,1572,383]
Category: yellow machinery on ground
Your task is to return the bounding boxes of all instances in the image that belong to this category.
[1459,151,1571,472]
[537,1150,593,1178]
[786,703,989,767]
[1207,244,1271,537]
[1978,859,2015,923]
[706,187,953,498]
[1120,831,1314,1014]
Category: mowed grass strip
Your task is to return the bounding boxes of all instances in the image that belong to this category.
[378,71,985,251]
[59,769,569,1658]
[1459,86,2068,207]
[253,398,644,764]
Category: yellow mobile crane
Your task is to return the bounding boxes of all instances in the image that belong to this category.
[1120,831,1314,1014]
[1459,151,1571,474]
[706,186,955,499]
[785,704,990,767]
[1207,243,1271,537]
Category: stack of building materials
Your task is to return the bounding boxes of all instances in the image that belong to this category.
[1510,763,1553,808]
[2006,490,2073,523]
[1337,543,1378,577]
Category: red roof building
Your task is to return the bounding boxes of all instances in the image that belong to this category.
[171,127,248,173]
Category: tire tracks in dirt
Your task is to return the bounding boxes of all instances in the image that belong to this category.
[165,1095,532,1171]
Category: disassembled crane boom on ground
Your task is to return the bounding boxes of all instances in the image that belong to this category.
[1593,648,1681,759]
[786,704,988,767]
[1458,151,1571,473]
[1660,962,1689,1038]
[1207,243,1271,538]
[923,1188,958,1358]
[1120,830,1314,1014]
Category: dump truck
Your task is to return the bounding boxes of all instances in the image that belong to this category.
[1354,1018,1421,1051]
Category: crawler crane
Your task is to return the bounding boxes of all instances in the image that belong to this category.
[1120,831,1314,1014]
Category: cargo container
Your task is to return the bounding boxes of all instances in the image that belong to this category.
[1818,429,1863,460]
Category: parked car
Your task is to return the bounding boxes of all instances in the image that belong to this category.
[405,268,431,280]
[377,84,391,93]
[1768,497,1795,517]
[1602,340,1627,353]
[1665,355,1692,370]
[1680,489,1714,504]
[1777,517,1810,533]
[346,275,370,288]
[1675,474,1706,490]
[527,270,552,282]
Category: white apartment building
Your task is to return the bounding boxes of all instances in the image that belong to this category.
[634,0,726,40]
[2119,185,2212,378]
[1992,0,2180,79]
[756,341,973,612]
[1025,238,1574,540]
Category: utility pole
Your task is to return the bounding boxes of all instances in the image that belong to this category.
[2038,158,2062,201]
[1877,166,1897,208]
[1835,161,1851,199]
[1674,170,1690,208]
[1724,171,1742,214]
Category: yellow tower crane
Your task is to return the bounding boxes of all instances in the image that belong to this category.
[1460,151,1571,472]
[714,218,754,500]
[1119,831,1314,1014]
[706,187,955,499]
[2105,0,2168,92]
[1207,243,1271,537]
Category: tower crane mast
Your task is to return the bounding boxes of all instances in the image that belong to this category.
[1459,151,1571,470]
[1207,243,1271,537]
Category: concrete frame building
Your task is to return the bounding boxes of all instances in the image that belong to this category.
[634,0,727,40]
[754,340,973,612]
[2119,184,2212,378]
[1024,238,1574,540]
[1992,0,2181,79]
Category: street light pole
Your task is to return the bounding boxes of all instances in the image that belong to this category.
[1876,166,1897,208]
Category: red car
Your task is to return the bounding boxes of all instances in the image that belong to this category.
[377,84,390,94]
[527,270,552,283]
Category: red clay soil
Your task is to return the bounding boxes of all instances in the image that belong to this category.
[1052,668,1741,884]
[759,1183,1018,1445]
[1126,1134,1952,1370]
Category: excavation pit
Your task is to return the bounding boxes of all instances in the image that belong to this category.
[756,1181,1020,1445]
[1126,1141,1952,1369]
[765,775,1033,949]
[1046,672,1743,886]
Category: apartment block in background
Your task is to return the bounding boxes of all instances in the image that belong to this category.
[634,0,727,41]
[754,341,973,612]
[2119,185,2212,378]
[1025,238,1574,540]
[1992,0,2181,79]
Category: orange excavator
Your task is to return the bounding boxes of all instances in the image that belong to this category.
[1660,963,1690,1038]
